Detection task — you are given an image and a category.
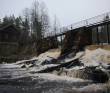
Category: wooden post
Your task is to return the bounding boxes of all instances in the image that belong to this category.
[56,37,58,48]
[96,27,99,44]
[60,36,62,45]
[107,24,110,44]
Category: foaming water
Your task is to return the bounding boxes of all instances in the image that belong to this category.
[71,83,110,93]
[65,51,84,62]
[51,66,94,81]
[15,49,61,66]
[38,49,61,60]
[0,63,21,69]
[32,73,86,82]
[0,48,110,93]
[13,48,110,81]
[80,48,110,66]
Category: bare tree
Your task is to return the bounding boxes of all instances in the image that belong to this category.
[22,8,30,21]
[40,2,50,37]
[20,8,30,44]
[30,0,42,40]
[52,15,60,35]
[29,0,51,40]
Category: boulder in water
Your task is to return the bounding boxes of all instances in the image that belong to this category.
[21,65,26,68]
[29,64,36,68]
[25,59,37,65]
[31,58,81,73]
[47,56,60,64]
[66,52,76,58]
[78,66,109,83]
[41,60,50,65]
[50,58,59,64]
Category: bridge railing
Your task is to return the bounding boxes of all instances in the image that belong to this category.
[85,12,110,26]
[44,12,110,38]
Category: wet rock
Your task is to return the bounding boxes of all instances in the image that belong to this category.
[107,63,110,65]
[47,56,60,64]
[50,58,59,64]
[32,58,81,73]
[66,52,76,58]
[100,63,110,70]
[21,65,26,68]
[25,59,37,65]
[66,59,82,68]
[29,64,36,68]
[78,66,109,83]
[57,68,68,76]
[41,60,50,65]
[41,57,60,65]
[25,60,32,65]
[106,66,110,69]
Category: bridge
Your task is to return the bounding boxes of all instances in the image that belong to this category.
[21,12,110,56]
[44,12,110,44]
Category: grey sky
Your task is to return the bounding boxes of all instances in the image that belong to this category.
[0,0,110,27]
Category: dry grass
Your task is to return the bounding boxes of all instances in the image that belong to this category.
[85,44,110,51]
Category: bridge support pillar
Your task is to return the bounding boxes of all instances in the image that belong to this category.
[60,36,62,46]
[107,24,110,44]
[96,27,99,44]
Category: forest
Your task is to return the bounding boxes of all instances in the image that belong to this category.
[0,0,60,45]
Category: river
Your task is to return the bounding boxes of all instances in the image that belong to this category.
[0,48,110,93]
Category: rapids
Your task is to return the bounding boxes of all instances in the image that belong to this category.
[0,48,110,93]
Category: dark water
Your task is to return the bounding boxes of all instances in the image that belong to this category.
[0,64,110,93]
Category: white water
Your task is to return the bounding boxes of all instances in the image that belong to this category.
[0,48,110,92]
[12,48,110,79]
[38,49,61,60]
[80,48,110,66]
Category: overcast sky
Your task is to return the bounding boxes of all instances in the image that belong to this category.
[0,0,110,27]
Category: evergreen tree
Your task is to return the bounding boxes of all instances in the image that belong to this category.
[2,15,10,27]
[0,0,51,44]
[8,15,15,25]
[15,16,22,32]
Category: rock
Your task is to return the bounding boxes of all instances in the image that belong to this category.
[47,56,60,64]
[41,60,50,65]
[29,64,35,68]
[66,59,82,68]
[66,52,76,58]
[106,66,110,69]
[25,59,37,65]
[50,58,59,64]
[31,58,81,73]
[41,57,60,65]
[107,63,110,65]
[21,65,26,68]
[78,66,109,83]
[100,63,110,70]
